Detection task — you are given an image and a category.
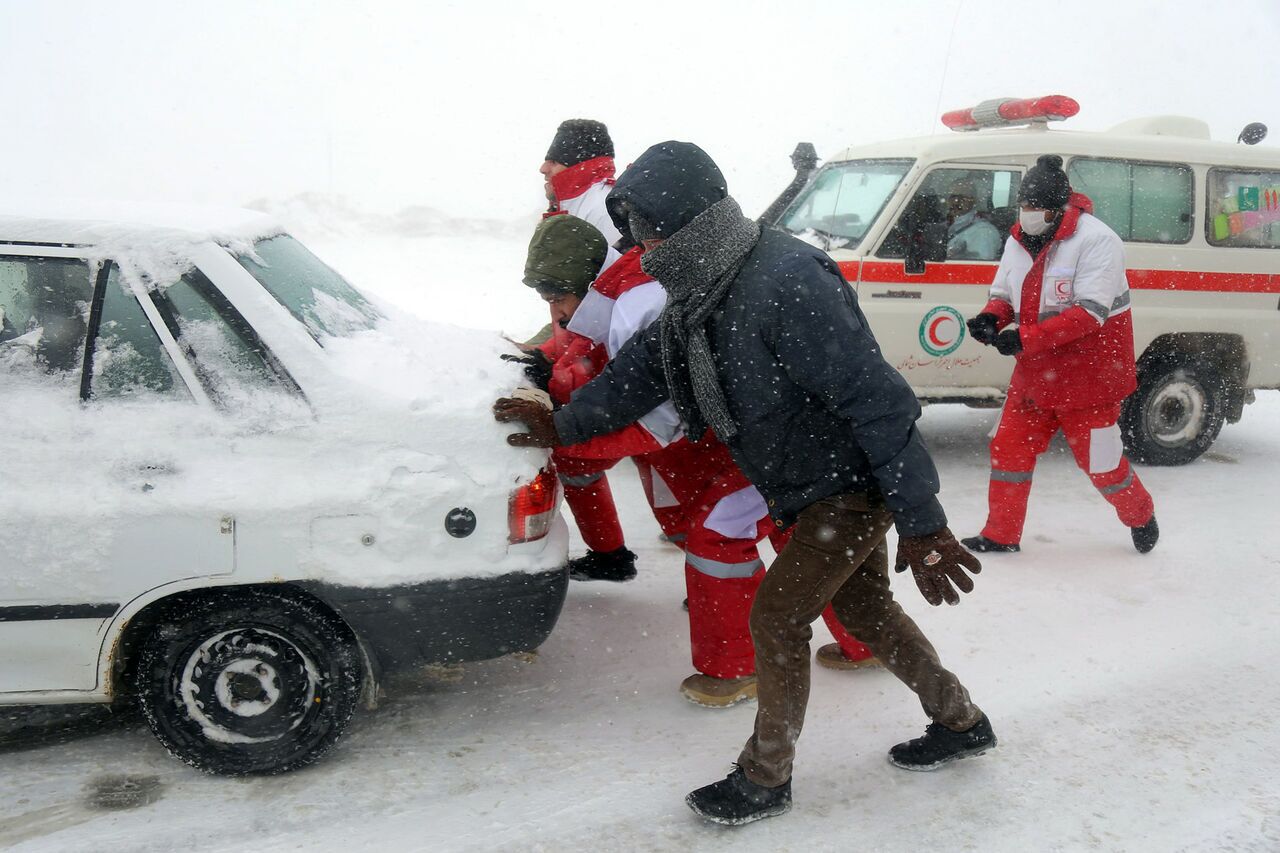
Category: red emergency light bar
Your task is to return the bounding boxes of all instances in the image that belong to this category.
[941,95,1080,132]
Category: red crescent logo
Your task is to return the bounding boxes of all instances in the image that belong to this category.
[928,315,954,348]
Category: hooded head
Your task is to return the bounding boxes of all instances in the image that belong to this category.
[1018,154,1072,211]
[544,119,614,168]
[606,141,727,246]
[522,215,607,299]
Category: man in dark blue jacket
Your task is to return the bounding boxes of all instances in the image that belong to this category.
[495,141,995,826]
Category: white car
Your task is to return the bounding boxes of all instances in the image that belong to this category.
[0,202,568,775]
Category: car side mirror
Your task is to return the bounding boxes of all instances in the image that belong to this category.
[904,222,949,275]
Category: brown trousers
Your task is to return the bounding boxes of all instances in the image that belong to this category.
[737,493,983,787]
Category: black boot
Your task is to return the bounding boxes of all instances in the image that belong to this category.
[685,766,791,826]
[960,535,1020,553]
[889,714,997,771]
[1131,515,1158,554]
[566,547,637,582]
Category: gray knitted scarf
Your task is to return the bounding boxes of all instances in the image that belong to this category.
[640,197,760,441]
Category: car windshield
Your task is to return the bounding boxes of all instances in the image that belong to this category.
[778,159,914,251]
[236,235,379,342]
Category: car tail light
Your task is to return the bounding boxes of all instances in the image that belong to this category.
[941,95,1080,132]
[509,467,559,544]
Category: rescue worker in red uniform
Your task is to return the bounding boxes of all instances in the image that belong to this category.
[513,216,637,580]
[541,118,623,246]
[507,214,881,705]
[963,155,1159,555]
[534,119,686,563]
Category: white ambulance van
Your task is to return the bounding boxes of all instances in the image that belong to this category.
[769,96,1280,465]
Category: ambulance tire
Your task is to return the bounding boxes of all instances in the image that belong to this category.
[1121,354,1226,466]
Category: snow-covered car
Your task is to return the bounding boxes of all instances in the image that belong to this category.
[0,203,568,775]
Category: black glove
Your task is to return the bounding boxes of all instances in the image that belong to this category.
[493,398,561,448]
[993,328,1023,356]
[894,527,982,606]
[966,313,999,345]
[500,351,552,392]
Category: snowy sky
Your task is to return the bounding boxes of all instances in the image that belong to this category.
[4,0,1279,218]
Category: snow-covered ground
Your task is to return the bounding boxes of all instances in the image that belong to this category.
[3,214,1279,852]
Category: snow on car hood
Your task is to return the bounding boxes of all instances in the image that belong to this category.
[0,309,552,595]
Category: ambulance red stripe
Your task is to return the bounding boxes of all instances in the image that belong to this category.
[845,261,1279,294]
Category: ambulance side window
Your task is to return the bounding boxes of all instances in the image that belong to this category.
[1066,158,1193,244]
[1206,168,1280,248]
[877,168,1021,262]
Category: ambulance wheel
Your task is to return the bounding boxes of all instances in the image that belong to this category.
[135,588,361,775]
[1121,355,1226,466]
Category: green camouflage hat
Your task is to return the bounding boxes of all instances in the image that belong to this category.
[523,215,607,298]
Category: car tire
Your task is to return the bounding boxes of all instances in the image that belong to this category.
[1121,354,1226,466]
[135,587,361,776]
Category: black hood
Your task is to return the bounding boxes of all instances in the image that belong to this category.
[606,141,727,241]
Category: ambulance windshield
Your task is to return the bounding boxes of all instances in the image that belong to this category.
[779,159,913,251]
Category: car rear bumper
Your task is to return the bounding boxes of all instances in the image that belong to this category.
[295,565,569,673]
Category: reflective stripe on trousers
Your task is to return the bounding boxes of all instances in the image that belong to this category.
[559,470,605,488]
[687,552,765,579]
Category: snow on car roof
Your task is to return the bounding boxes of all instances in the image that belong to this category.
[0,198,281,247]
[0,199,286,292]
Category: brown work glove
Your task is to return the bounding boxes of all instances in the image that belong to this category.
[894,526,982,606]
[493,397,561,448]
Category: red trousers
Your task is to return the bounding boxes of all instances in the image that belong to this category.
[982,398,1155,545]
[553,453,626,553]
[553,453,688,553]
[632,456,688,541]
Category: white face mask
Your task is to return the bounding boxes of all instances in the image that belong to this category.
[1019,209,1054,236]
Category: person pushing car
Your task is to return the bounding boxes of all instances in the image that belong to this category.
[495,141,994,826]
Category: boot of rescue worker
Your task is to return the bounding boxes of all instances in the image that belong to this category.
[816,607,882,671]
[567,546,637,582]
[1130,514,1159,554]
[680,673,758,708]
[960,534,1021,553]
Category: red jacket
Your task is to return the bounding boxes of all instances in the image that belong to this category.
[554,249,760,520]
[536,323,606,407]
[553,248,676,460]
[984,193,1137,410]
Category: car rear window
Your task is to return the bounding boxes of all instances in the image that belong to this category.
[236,235,379,342]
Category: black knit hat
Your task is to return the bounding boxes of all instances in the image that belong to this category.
[1018,154,1072,209]
[545,119,614,167]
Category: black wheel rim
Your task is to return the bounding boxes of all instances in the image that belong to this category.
[175,627,323,745]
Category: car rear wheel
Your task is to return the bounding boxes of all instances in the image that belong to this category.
[1121,355,1226,466]
[135,588,361,775]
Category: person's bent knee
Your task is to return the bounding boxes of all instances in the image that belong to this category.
[748,600,812,649]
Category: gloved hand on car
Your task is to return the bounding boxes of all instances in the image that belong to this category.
[499,350,552,392]
[493,395,561,448]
